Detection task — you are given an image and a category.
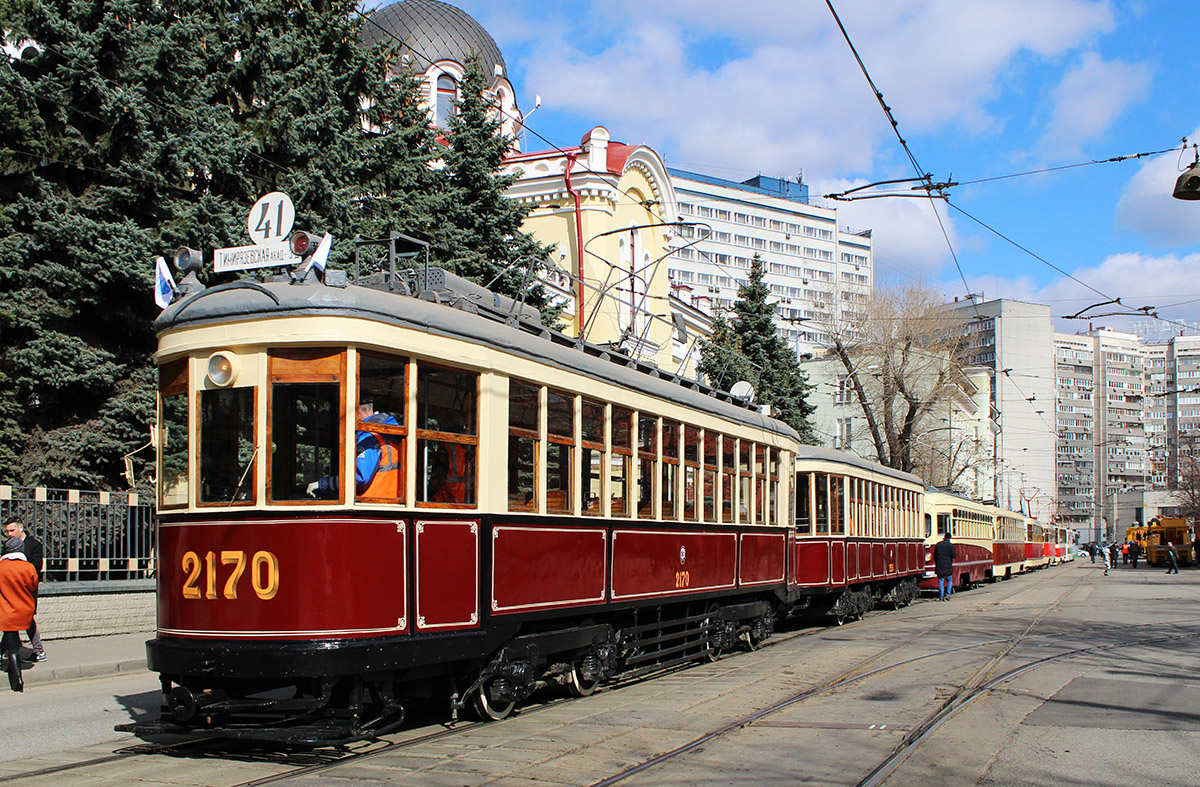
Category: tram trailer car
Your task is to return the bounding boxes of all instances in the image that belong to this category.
[125,264,927,745]
[1024,518,1051,571]
[992,509,1026,579]
[919,492,995,592]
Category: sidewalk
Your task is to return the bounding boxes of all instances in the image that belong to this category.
[11,631,152,688]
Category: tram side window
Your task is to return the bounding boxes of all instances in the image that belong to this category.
[581,399,605,516]
[357,352,407,503]
[637,416,657,519]
[769,449,780,526]
[508,380,540,512]
[159,359,189,508]
[796,472,812,534]
[830,475,844,535]
[924,513,933,539]
[721,437,735,524]
[268,349,343,503]
[200,387,257,504]
[662,421,680,520]
[739,442,752,522]
[611,407,632,517]
[938,513,951,537]
[702,432,717,522]
[546,390,574,514]
[754,445,766,524]
[814,472,829,534]
[683,426,700,521]
[416,365,478,506]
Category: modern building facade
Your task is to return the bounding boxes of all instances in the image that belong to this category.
[1053,327,1148,543]
[945,297,1056,518]
[666,170,874,361]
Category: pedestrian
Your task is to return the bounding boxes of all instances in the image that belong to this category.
[1121,541,1129,565]
[933,531,956,601]
[0,536,38,692]
[1165,541,1179,575]
[1192,533,1200,567]
[1088,543,1097,563]
[2,519,46,662]
[1102,543,1111,576]
[1108,542,1119,568]
[1130,540,1141,569]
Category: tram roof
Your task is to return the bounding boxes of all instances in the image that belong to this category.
[793,443,923,488]
[156,276,802,443]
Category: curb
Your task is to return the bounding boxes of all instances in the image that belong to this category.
[18,658,150,688]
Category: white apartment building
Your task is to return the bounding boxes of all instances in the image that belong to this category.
[945,297,1056,518]
[1053,327,1147,544]
[666,170,874,362]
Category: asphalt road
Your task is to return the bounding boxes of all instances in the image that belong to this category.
[0,559,1196,786]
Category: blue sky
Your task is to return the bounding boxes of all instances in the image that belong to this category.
[375,1,1200,333]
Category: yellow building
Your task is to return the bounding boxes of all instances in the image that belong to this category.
[503,127,681,369]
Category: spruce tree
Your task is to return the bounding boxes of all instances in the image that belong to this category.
[433,55,553,313]
[697,312,755,394]
[0,0,440,489]
[700,255,817,442]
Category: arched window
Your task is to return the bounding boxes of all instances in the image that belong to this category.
[436,74,457,127]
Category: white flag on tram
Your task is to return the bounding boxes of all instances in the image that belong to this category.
[154,255,176,309]
[310,232,332,272]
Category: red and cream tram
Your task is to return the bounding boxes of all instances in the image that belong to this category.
[1024,517,1051,571]
[920,492,994,591]
[992,509,1026,579]
[129,261,928,743]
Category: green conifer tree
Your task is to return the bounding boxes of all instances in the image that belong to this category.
[433,56,554,314]
[700,255,817,442]
[0,0,440,488]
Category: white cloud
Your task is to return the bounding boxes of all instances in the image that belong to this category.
[1040,52,1152,156]
[1115,131,1200,247]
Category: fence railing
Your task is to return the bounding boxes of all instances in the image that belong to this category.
[0,485,155,584]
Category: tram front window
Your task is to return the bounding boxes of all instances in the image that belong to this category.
[199,388,256,504]
[159,359,189,508]
[272,383,340,501]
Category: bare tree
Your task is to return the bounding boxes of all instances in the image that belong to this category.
[1175,452,1200,521]
[824,282,972,477]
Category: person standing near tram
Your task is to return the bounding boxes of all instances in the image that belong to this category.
[934,531,956,601]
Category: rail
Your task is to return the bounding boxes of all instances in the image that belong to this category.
[0,485,155,584]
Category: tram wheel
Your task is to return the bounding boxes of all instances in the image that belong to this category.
[567,662,599,697]
[472,680,516,721]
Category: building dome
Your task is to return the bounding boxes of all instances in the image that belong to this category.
[361,0,506,81]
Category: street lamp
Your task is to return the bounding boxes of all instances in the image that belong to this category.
[1174,146,1200,200]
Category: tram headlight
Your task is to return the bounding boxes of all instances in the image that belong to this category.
[207,351,240,388]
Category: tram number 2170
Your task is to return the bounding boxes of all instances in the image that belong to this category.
[674,570,690,589]
[181,550,280,601]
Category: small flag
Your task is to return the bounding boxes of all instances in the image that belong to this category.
[154,255,176,309]
[310,232,332,272]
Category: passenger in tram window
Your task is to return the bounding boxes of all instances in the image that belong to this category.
[933,531,955,601]
[427,443,472,504]
[307,401,401,498]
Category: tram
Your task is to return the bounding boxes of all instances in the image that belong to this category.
[920,491,994,591]
[992,509,1026,578]
[127,253,929,744]
[1024,517,1051,571]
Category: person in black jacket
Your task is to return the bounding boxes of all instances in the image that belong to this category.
[933,531,956,601]
[2,519,46,662]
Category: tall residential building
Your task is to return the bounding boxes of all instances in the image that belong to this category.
[1158,335,1200,486]
[1053,327,1147,544]
[666,170,874,363]
[945,297,1056,518]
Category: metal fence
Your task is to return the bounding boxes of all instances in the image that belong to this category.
[0,485,155,584]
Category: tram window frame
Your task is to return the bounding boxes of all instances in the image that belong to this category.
[507,379,540,512]
[546,389,575,514]
[610,406,633,517]
[754,444,767,524]
[795,471,812,534]
[414,364,478,508]
[637,415,658,519]
[580,398,605,517]
[356,352,408,505]
[266,348,344,505]
[721,436,735,524]
[159,358,190,509]
[661,420,680,520]
[769,448,780,526]
[814,472,829,535]
[739,442,752,523]
[830,475,844,535]
[702,431,718,522]
[683,425,700,522]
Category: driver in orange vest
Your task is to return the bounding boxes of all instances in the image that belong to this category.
[307,401,401,498]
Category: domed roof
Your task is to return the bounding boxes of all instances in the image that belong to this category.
[360,0,506,80]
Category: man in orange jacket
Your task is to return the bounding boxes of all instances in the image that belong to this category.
[0,536,38,692]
